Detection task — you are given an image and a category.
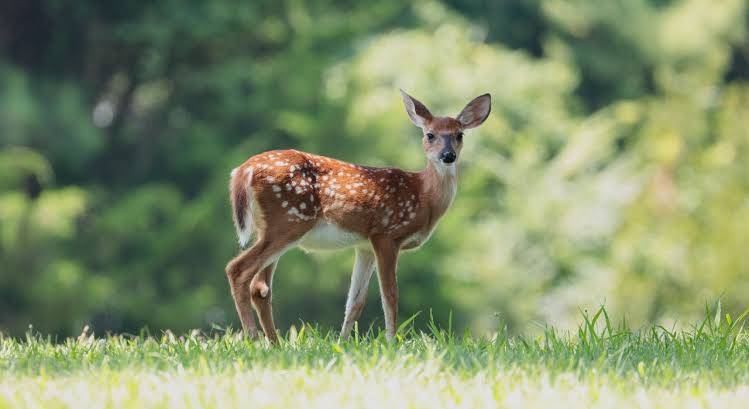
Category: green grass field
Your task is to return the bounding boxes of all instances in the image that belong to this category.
[2,306,749,409]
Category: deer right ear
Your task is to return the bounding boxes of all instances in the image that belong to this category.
[457,94,491,129]
[400,89,433,128]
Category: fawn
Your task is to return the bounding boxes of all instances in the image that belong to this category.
[225,90,491,342]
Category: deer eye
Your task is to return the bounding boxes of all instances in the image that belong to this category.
[426,133,436,142]
[456,133,463,143]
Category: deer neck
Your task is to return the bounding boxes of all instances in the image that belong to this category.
[419,160,458,218]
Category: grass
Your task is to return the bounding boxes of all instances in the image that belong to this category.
[2,305,749,408]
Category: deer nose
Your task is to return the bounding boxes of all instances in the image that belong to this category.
[440,151,456,164]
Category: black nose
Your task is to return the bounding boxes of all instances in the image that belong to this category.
[440,151,456,164]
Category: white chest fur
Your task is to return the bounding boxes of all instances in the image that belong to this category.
[400,164,457,250]
[298,220,368,251]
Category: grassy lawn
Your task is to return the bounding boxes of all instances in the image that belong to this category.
[2,307,749,408]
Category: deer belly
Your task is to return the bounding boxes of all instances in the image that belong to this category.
[299,220,368,251]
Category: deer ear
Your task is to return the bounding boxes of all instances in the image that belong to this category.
[400,89,433,128]
[457,94,491,129]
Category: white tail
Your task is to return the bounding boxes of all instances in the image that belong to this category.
[225,90,491,342]
[230,166,255,247]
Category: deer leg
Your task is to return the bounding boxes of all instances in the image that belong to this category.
[226,246,261,338]
[371,237,400,340]
[225,237,289,339]
[250,259,279,343]
[340,249,376,340]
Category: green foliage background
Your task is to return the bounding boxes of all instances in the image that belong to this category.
[1,0,748,336]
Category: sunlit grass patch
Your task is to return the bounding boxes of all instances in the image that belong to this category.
[1,305,748,408]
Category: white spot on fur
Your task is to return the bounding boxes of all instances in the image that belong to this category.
[281,201,288,208]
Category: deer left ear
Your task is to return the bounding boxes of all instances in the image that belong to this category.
[457,94,491,129]
[400,89,433,128]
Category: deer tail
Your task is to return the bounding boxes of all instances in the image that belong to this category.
[230,166,255,247]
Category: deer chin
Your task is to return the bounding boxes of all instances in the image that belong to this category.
[431,158,457,177]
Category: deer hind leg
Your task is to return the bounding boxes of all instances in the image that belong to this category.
[251,259,279,343]
[226,236,294,339]
[340,249,376,340]
[226,246,260,338]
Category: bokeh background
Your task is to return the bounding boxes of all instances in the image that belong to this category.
[1,0,748,337]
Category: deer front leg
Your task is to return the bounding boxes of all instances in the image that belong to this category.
[371,237,400,340]
[340,249,376,340]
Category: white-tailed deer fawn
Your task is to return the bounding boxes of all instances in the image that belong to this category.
[225,90,491,342]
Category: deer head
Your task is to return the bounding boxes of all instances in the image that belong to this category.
[400,90,491,167]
